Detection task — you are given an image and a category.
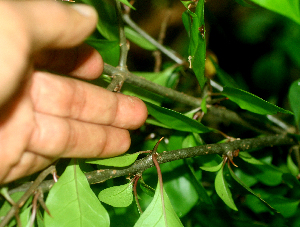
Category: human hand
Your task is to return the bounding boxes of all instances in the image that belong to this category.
[0,2,148,184]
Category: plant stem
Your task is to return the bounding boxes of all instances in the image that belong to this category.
[8,134,296,194]
[0,165,56,227]
[104,63,202,107]
[122,14,185,65]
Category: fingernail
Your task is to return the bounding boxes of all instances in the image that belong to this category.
[71,4,95,17]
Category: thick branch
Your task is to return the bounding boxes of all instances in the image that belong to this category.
[8,134,296,194]
[104,63,202,107]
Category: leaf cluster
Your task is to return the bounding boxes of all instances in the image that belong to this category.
[2,0,300,227]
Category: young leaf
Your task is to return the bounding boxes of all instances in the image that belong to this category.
[288,79,300,126]
[239,152,265,165]
[125,26,157,50]
[99,183,133,207]
[134,181,184,227]
[146,101,212,133]
[215,167,238,211]
[86,153,140,167]
[249,0,300,25]
[44,159,109,227]
[200,161,223,172]
[228,165,278,213]
[287,153,299,176]
[222,86,293,115]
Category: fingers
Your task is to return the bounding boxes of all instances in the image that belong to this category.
[27,113,131,159]
[0,152,54,184]
[12,1,98,51]
[34,44,104,80]
[30,71,148,130]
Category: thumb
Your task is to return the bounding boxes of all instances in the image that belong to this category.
[18,2,98,51]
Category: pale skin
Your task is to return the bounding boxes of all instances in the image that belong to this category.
[0,2,148,184]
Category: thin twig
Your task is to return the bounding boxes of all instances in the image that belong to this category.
[122,14,185,65]
[0,165,56,227]
[153,10,171,72]
[116,1,129,69]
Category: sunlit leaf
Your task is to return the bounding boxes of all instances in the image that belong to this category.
[200,161,223,172]
[44,159,109,227]
[99,183,133,207]
[222,86,293,115]
[288,79,300,126]
[249,0,300,25]
[164,172,199,217]
[146,101,212,133]
[287,153,299,176]
[215,167,238,211]
[134,182,184,227]
[86,153,140,167]
[20,206,31,227]
[125,27,156,50]
[239,152,265,165]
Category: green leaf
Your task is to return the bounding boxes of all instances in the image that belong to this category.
[146,101,212,133]
[85,39,120,66]
[215,167,238,211]
[282,173,300,188]
[211,58,240,89]
[140,179,155,197]
[122,66,179,106]
[200,161,223,172]
[228,165,278,213]
[249,0,300,25]
[164,171,199,217]
[81,0,119,40]
[125,27,157,50]
[134,182,184,227]
[44,159,109,227]
[239,152,265,165]
[98,183,133,207]
[287,153,300,176]
[268,196,300,218]
[20,206,31,227]
[235,0,255,7]
[288,79,300,126]
[222,86,293,115]
[118,0,135,10]
[242,160,283,186]
[182,1,206,89]
[86,153,140,167]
